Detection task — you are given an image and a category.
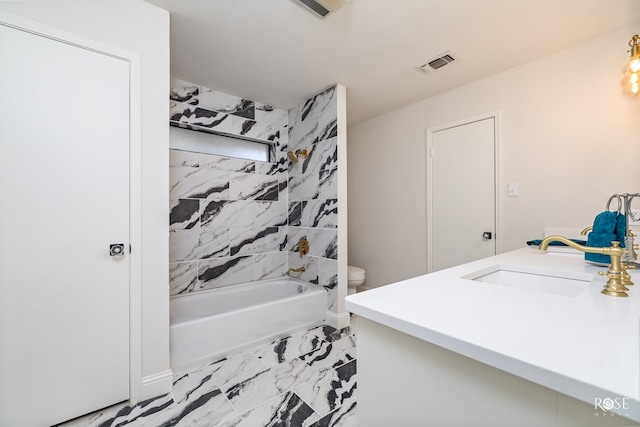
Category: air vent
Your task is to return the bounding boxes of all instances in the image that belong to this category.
[293,0,350,19]
[416,51,457,73]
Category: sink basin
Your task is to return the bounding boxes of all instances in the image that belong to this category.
[462,264,592,297]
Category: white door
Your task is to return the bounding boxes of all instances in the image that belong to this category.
[0,23,130,427]
[428,116,497,272]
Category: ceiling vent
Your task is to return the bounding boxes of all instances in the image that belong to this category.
[416,51,457,73]
[293,0,350,19]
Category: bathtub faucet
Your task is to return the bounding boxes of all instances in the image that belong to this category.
[286,267,306,276]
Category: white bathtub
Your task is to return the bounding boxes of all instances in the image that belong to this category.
[170,277,326,372]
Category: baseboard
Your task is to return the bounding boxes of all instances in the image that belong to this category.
[325,310,351,330]
[136,369,174,403]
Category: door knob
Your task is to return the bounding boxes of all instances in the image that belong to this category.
[482,232,492,240]
[110,243,125,257]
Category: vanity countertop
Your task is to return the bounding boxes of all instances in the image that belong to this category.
[345,247,640,419]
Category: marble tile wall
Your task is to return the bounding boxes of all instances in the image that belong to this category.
[169,79,290,296]
[169,80,341,314]
[169,150,290,295]
[170,78,287,145]
[286,86,339,312]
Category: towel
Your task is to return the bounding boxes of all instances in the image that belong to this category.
[592,211,617,234]
[585,232,618,264]
[584,210,628,263]
[615,213,627,248]
[526,239,587,247]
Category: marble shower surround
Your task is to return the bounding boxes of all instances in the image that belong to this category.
[170,77,287,145]
[169,79,341,312]
[287,86,339,311]
[169,150,290,295]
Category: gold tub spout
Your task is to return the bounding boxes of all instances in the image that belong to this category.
[539,235,629,297]
[287,267,306,276]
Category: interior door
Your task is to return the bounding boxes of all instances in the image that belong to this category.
[429,117,496,272]
[0,23,130,427]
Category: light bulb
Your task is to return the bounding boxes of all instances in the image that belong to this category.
[621,35,640,95]
[621,72,640,95]
[622,56,640,73]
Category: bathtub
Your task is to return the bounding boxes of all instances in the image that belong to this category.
[170,277,326,372]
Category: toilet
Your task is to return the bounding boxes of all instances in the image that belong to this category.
[348,265,365,295]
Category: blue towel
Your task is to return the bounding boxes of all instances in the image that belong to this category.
[615,214,627,248]
[592,211,617,234]
[585,211,627,263]
[526,239,587,246]
[585,232,618,263]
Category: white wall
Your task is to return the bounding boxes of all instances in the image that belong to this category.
[348,23,640,289]
[0,0,171,398]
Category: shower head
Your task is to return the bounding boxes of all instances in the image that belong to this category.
[287,149,308,163]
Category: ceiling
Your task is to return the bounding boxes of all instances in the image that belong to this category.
[145,0,640,126]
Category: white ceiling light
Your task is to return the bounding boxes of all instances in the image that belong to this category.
[293,0,350,19]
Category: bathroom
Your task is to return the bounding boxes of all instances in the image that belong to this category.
[167,80,351,372]
[0,1,639,426]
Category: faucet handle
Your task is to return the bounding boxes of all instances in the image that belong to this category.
[299,238,309,257]
[598,270,630,297]
[598,241,631,297]
[621,263,635,287]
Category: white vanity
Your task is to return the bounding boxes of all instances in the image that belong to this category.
[345,247,640,426]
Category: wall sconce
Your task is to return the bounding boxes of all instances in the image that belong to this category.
[621,34,640,95]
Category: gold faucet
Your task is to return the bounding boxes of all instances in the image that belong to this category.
[580,227,635,285]
[286,267,306,276]
[539,235,630,297]
[299,238,309,257]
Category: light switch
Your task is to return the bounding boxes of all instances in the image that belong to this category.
[507,183,519,197]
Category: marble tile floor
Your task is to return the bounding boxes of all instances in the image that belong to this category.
[59,318,358,427]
